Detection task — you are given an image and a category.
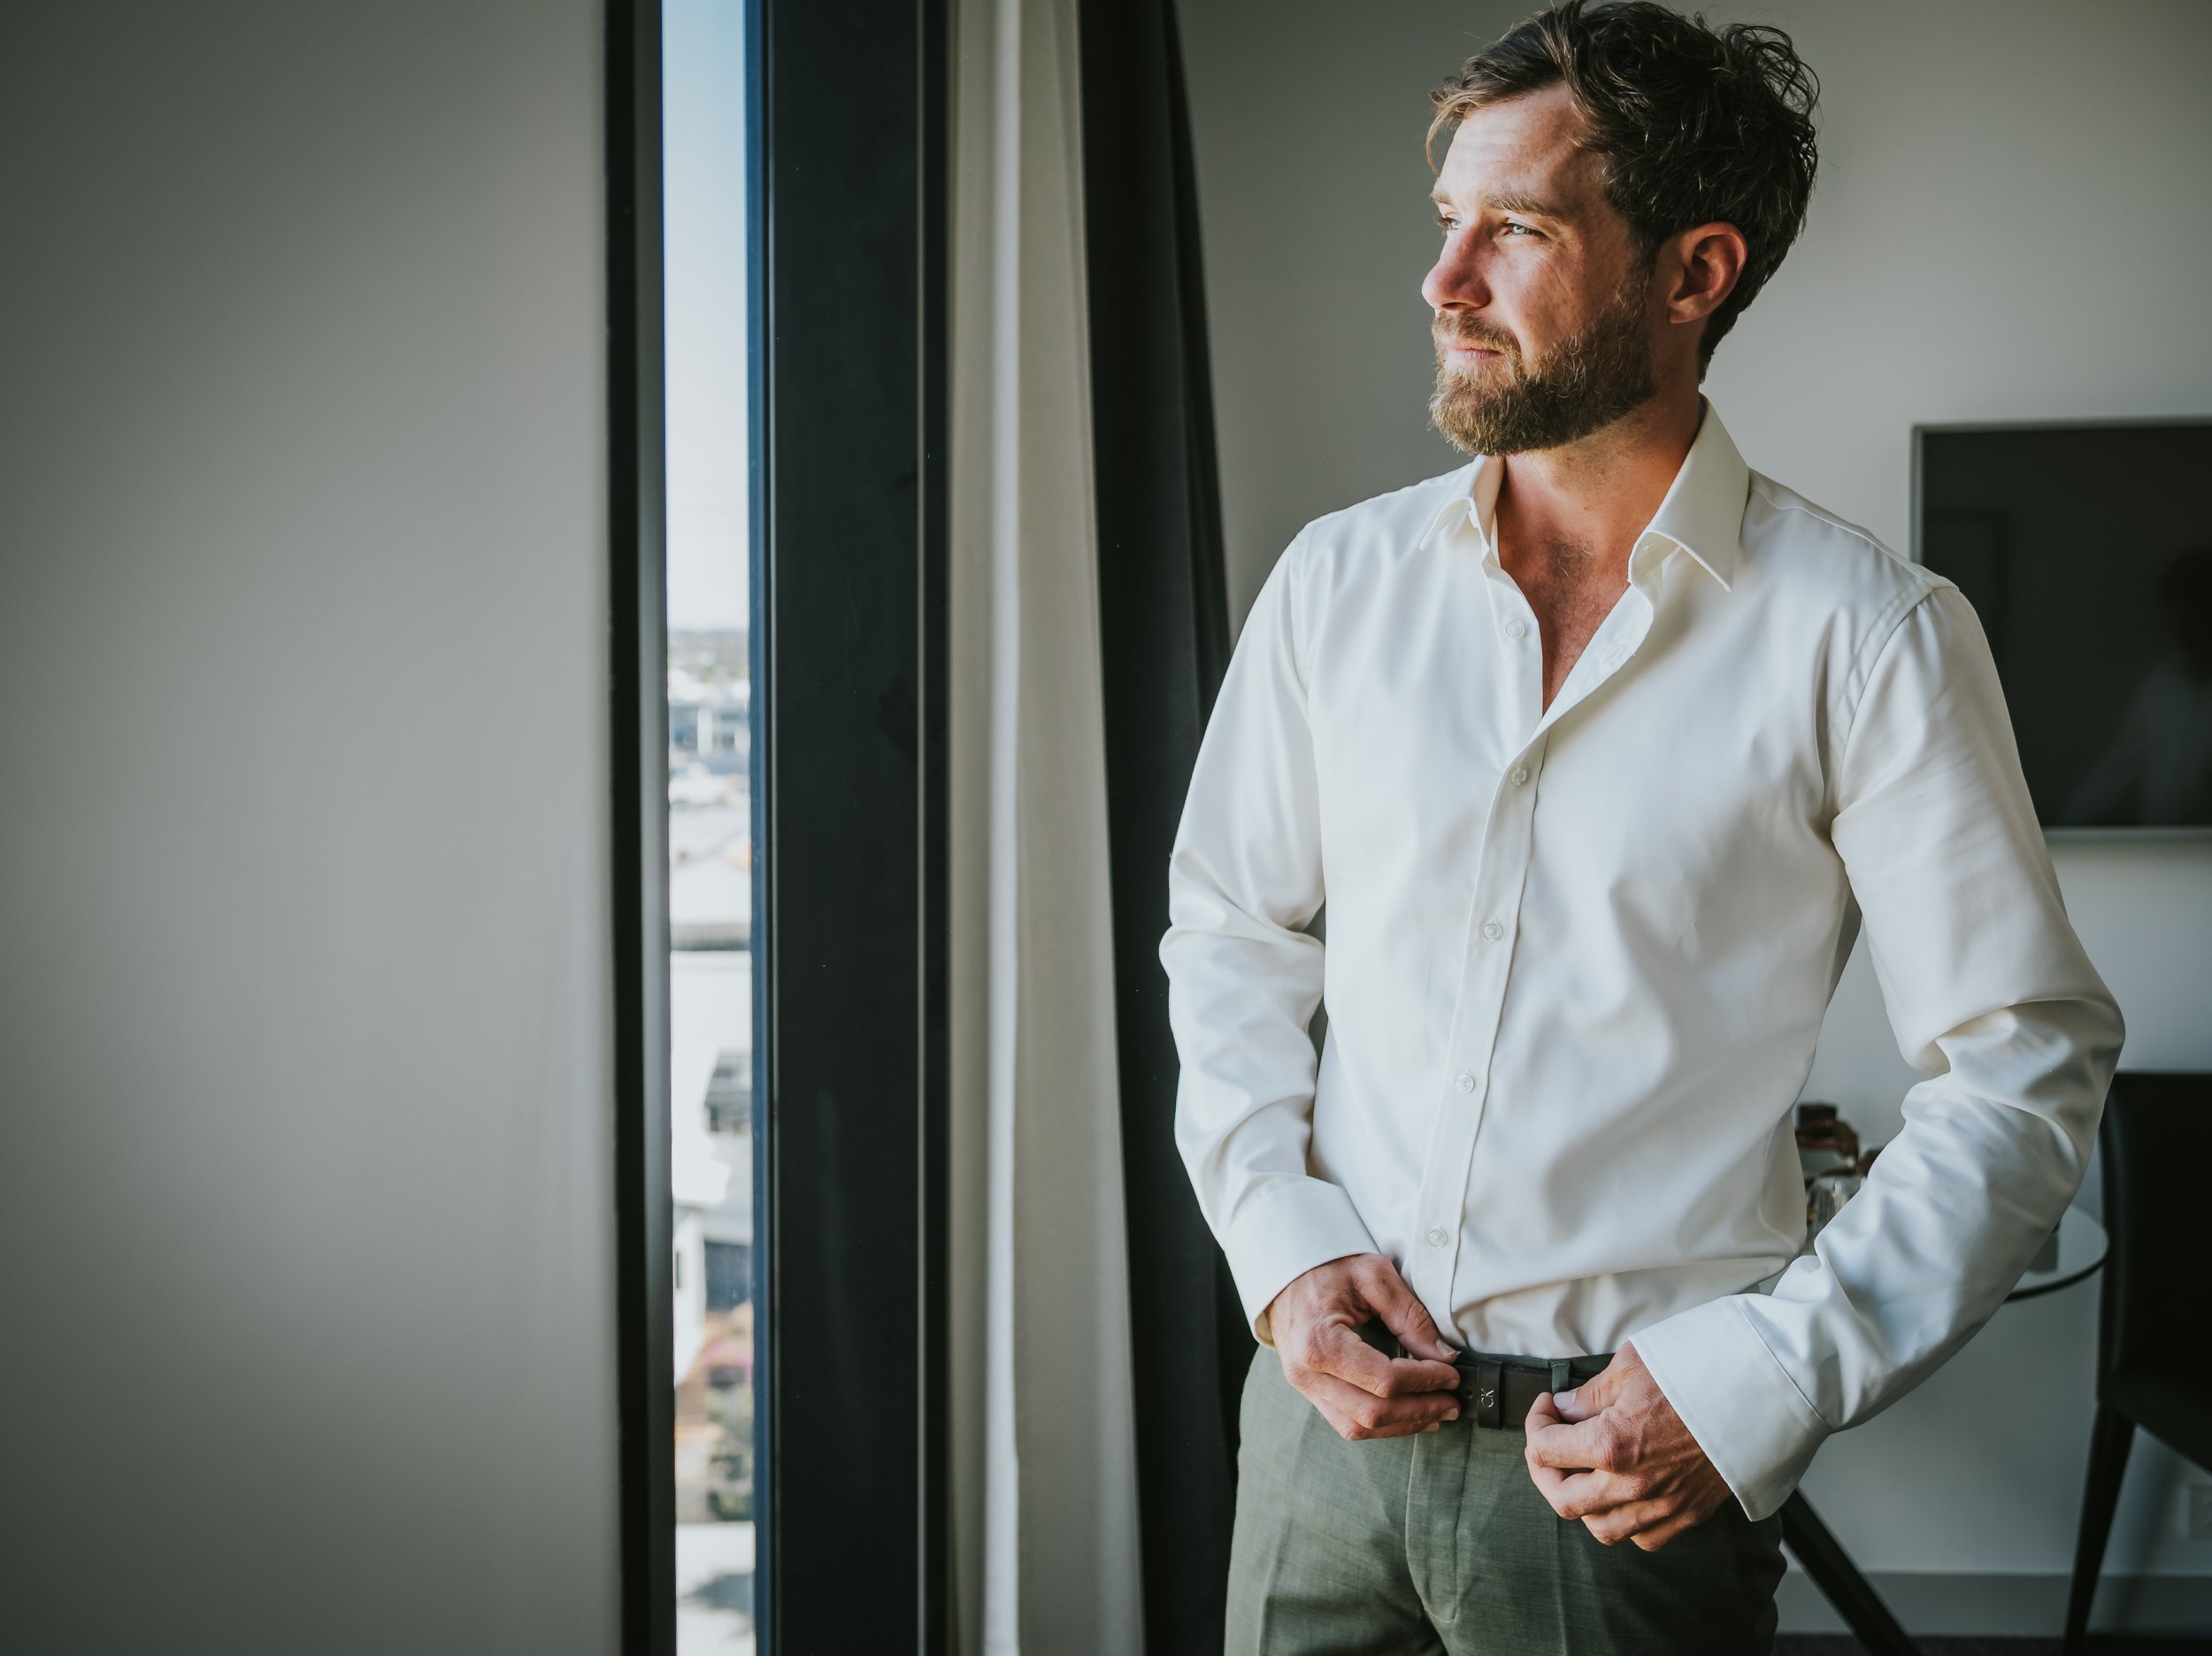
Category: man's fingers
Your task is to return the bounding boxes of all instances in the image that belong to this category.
[1548,1354,1621,1422]
[1528,1460,1633,1522]
[1626,1507,1703,1552]
[1525,1455,1571,1510]
[1579,1494,1675,1545]
[1299,1392,1363,1443]
[1297,1369,1462,1439]
[1524,1346,1725,1548]
[1356,1259,1459,1362]
[1525,1399,1638,1521]
[1302,1319,1458,1398]
[1525,1411,1620,1472]
[1549,1378,1607,1422]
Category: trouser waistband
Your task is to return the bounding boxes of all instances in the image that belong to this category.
[1357,1320,1615,1430]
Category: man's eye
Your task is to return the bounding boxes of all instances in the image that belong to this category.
[1435,213,1460,234]
[1501,221,1540,237]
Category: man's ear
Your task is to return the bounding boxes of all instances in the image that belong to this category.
[1663,221,1749,327]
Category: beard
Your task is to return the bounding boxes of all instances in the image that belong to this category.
[1427,275,1656,456]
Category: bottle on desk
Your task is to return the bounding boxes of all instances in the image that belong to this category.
[1797,1102,1871,1242]
[1795,1101,1859,1182]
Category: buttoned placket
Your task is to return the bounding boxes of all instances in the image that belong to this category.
[1402,532,1677,1330]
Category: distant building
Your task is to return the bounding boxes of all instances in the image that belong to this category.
[668,631,749,777]
[671,953,754,1382]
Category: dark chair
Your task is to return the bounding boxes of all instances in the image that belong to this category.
[2062,1071,2212,1654]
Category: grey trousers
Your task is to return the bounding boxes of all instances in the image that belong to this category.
[1225,1347,1785,1655]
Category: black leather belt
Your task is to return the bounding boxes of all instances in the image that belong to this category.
[1358,1321,1615,1430]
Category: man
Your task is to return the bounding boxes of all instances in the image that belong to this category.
[1160,4,2124,1651]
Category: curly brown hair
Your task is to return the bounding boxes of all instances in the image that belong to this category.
[1429,2,1819,370]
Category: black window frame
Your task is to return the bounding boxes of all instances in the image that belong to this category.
[609,0,949,1649]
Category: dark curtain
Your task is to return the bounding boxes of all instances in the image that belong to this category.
[1077,1,1247,1649]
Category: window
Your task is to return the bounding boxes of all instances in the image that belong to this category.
[612,1,946,1648]
[663,1,756,1649]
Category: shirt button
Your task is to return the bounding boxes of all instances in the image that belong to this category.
[1503,619,1527,640]
[1510,765,1529,786]
[1455,1072,1476,1094]
[1425,1226,1449,1247]
[1482,920,1504,941]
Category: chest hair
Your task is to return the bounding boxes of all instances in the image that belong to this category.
[1514,539,1628,709]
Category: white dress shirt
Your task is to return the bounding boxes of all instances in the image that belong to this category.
[1161,403,2124,1521]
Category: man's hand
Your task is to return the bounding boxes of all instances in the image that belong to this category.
[1523,1342,1732,1551]
[1265,1254,1463,1440]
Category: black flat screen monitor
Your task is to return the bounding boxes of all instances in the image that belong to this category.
[1916,419,2212,831]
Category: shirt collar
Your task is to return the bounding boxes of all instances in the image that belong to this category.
[1640,401,1748,591]
[1413,401,1750,591]
[1417,462,1488,553]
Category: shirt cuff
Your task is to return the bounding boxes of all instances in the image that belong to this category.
[1629,1295,1830,1522]
[1221,1177,1379,1346]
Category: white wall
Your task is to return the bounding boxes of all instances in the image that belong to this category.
[0,5,619,1652]
[1181,0,2212,1628]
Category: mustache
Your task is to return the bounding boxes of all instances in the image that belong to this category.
[1432,313,1521,359]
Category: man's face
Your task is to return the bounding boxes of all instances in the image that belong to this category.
[1423,84,1658,456]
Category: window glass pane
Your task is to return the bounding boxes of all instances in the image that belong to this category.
[664,3,754,1652]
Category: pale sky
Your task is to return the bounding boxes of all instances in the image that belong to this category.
[663,0,749,633]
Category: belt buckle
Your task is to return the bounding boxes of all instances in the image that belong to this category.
[1467,1356,1502,1430]
[1448,1350,1600,1430]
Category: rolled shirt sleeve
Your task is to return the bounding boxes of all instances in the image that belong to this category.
[1631,583,2125,1520]
[1161,534,1379,1342]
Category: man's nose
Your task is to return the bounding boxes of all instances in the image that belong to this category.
[1422,233,1490,315]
